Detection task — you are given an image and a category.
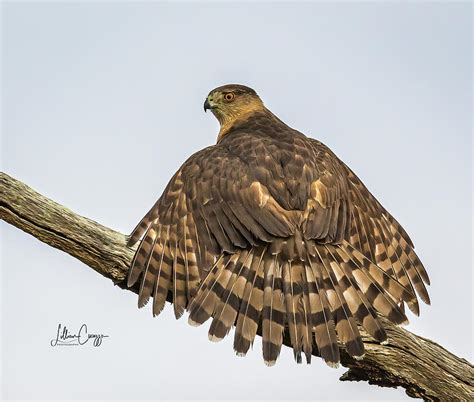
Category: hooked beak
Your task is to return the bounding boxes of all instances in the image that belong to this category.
[204,98,211,112]
[204,96,217,112]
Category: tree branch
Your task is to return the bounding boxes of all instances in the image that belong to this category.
[1,171,472,401]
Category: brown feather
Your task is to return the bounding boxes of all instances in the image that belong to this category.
[315,244,365,358]
[234,247,266,356]
[262,255,285,366]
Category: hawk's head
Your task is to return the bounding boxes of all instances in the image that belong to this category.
[204,84,264,127]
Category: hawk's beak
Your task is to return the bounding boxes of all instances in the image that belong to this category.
[204,98,211,112]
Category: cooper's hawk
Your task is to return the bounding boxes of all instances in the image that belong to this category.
[127,84,430,367]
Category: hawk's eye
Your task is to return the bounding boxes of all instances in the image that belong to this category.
[224,93,235,102]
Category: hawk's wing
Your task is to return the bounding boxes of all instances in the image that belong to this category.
[127,134,424,366]
[341,161,430,315]
[307,139,430,315]
[127,142,298,317]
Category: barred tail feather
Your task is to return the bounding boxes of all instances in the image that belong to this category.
[304,262,340,366]
[262,255,285,365]
[325,246,387,342]
[314,245,365,359]
[233,247,266,356]
[208,250,251,341]
[299,263,314,364]
[188,254,236,326]
[282,261,302,362]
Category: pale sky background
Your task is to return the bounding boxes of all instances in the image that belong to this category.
[1,2,472,401]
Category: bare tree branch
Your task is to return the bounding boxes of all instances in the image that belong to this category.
[1,171,472,401]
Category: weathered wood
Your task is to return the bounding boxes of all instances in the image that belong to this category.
[1,171,472,401]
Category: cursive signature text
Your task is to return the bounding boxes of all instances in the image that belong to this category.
[50,324,109,347]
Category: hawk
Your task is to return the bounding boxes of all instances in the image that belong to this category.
[127,84,430,367]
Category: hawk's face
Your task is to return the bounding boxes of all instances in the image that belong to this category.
[204,84,264,126]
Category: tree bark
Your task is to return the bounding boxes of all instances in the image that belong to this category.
[1,171,472,401]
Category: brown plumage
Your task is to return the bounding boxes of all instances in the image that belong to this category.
[127,84,430,367]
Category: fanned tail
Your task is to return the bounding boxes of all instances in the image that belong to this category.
[186,233,415,366]
[129,219,417,367]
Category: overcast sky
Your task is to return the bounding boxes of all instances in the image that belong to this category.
[1,2,472,401]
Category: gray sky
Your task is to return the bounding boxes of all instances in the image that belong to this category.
[1,2,472,401]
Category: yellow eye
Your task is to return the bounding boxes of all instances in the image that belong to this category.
[224,92,235,101]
